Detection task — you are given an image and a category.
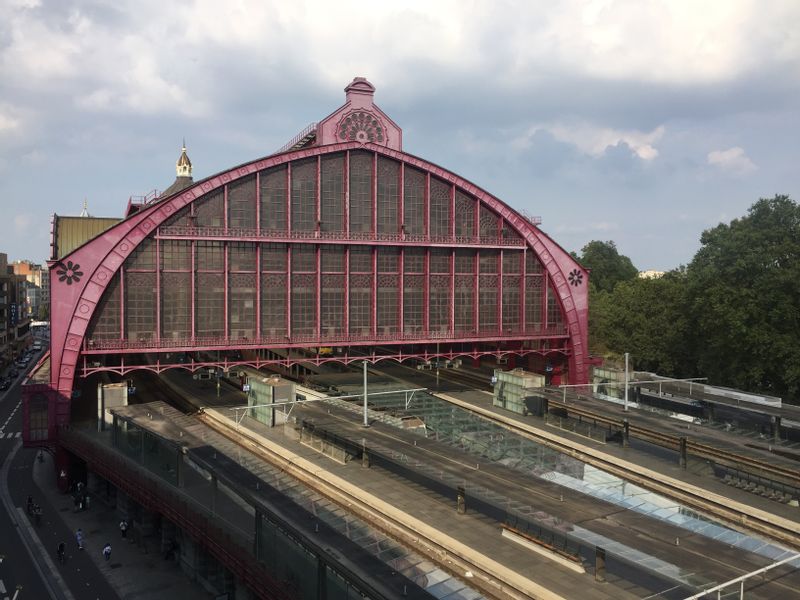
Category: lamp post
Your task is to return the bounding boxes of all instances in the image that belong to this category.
[623,352,629,412]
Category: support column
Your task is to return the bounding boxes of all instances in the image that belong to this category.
[679,436,687,468]
[595,547,606,582]
[161,519,178,558]
[361,441,370,468]
[253,509,262,560]
[622,419,630,448]
[155,239,161,342]
[138,506,157,537]
[772,416,782,443]
[116,490,133,521]
[362,360,369,427]
[256,243,261,339]
[224,241,229,342]
[705,402,715,424]
[317,557,326,600]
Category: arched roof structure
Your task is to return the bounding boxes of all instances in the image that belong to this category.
[34,78,589,441]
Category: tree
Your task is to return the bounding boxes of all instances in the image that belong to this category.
[601,270,692,376]
[686,195,800,401]
[578,240,638,293]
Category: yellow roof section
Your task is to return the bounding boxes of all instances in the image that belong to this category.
[52,215,121,260]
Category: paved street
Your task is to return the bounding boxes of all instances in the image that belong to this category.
[0,372,55,600]
[0,360,120,600]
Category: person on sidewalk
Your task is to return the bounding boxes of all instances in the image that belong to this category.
[102,543,112,561]
[119,519,128,539]
[56,541,66,564]
[76,528,84,550]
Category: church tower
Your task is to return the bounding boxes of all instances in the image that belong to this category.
[162,141,194,197]
[176,142,192,178]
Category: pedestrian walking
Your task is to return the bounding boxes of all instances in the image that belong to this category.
[102,542,112,561]
[76,528,84,550]
[26,495,33,516]
[56,541,66,564]
[119,519,128,539]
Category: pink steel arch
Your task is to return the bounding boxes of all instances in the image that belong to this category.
[45,141,588,434]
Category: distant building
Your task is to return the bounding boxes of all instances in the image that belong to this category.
[638,270,665,279]
[0,252,31,367]
[12,260,48,319]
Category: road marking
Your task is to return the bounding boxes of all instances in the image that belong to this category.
[0,578,6,593]
[14,432,20,438]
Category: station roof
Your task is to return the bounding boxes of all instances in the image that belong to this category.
[50,214,121,260]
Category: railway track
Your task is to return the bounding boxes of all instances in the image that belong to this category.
[385,365,800,492]
[541,393,800,490]
[198,406,566,600]
[295,401,800,598]
[435,392,800,551]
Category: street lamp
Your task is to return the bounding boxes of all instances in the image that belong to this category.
[623,352,629,412]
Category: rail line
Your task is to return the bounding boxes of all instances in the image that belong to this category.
[198,407,566,600]
[295,403,798,589]
[381,363,800,492]
[434,392,800,551]
[540,394,800,490]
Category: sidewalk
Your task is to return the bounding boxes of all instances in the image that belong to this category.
[31,450,213,600]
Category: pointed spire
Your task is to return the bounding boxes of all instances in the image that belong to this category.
[176,141,192,178]
[79,199,91,217]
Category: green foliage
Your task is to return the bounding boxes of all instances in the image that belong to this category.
[590,195,800,402]
[686,195,800,400]
[603,271,692,375]
[578,240,638,293]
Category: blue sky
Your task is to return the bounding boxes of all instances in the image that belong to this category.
[1,0,798,271]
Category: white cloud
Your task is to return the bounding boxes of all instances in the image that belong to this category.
[13,213,33,231]
[515,121,665,160]
[2,1,798,115]
[0,103,33,145]
[0,111,20,133]
[707,146,757,174]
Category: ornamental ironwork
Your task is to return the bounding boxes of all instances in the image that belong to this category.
[568,269,583,287]
[338,111,384,144]
[55,260,83,285]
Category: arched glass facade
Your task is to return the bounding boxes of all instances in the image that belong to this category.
[86,150,565,348]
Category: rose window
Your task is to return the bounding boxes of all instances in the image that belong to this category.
[338,111,385,144]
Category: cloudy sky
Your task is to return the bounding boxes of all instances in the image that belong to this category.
[1,0,798,271]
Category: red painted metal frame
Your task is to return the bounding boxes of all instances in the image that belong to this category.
[78,346,571,378]
[41,142,589,443]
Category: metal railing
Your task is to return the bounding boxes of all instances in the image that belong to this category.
[156,225,527,247]
[84,325,569,352]
[275,123,317,154]
[683,552,800,599]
